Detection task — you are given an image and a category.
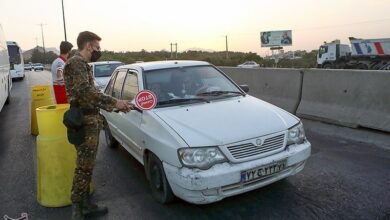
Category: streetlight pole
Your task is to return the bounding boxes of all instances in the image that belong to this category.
[61,0,67,41]
[38,23,47,63]
[225,35,229,59]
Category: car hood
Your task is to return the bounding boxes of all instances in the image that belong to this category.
[154,95,299,147]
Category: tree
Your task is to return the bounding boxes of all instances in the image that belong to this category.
[74,49,319,68]
[30,48,57,64]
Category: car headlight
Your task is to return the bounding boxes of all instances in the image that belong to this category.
[178,147,227,170]
[287,122,306,145]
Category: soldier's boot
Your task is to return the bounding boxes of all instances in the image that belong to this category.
[71,203,85,220]
[81,195,108,216]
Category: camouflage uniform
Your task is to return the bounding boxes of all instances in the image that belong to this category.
[64,52,117,203]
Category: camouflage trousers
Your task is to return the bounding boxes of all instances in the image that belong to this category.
[71,115,103,203]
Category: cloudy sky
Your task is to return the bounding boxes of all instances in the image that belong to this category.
[1,0,390,55]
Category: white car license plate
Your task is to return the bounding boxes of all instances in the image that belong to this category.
[240,160,286,183]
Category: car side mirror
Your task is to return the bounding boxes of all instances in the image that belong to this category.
[239,85,249,93]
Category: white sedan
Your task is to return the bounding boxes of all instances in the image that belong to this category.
[101,60,311,204]
[237,61,260,68]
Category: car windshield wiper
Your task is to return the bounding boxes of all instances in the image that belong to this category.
[196,91,244,96]
[157,98,210,106]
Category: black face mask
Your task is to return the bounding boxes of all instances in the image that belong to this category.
[90,50,102,62]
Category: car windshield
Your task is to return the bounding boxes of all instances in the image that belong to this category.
[94,63,123,77]
[144,65,242,107]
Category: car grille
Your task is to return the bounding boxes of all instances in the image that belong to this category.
[227,134,285,160]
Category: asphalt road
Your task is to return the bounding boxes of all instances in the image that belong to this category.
[0,70,389,220]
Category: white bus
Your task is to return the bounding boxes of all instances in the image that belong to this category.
[0,24,11,112]
[7,41,24,80]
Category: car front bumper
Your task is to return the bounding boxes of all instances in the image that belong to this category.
[163,141,311,204]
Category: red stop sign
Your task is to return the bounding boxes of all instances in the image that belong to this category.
[135,90,157,111]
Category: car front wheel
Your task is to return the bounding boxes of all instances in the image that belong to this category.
[147,153,175,204]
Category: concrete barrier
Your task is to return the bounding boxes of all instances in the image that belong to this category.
[219,67,303,113]
[296,69,390,132]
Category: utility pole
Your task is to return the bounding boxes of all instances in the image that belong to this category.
[38,23,47,63]
[34,37,38,48]
[174,43,177,59]
[61,0,67,41]
[170,43,173,59]
[225,35,229,59]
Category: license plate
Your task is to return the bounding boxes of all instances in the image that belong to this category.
[240,160,286,183]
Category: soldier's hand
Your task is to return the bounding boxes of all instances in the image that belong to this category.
[115,100,132,112]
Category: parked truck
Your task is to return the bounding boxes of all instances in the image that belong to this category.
[317,37,390,70]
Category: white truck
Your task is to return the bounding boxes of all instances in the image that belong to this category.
[317,37,390,70]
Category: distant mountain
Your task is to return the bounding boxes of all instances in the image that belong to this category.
[23,46,59,59]
[184,47,215,52]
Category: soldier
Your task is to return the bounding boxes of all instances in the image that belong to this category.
[64,31,132,220]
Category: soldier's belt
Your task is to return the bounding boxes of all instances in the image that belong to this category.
[81,108,99,115]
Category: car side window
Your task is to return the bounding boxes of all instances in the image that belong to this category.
[112,70,127,99]
[122,71,139,101]
[105,71,117,95]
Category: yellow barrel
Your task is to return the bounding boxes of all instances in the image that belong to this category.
[31,85,54,136]
[31,98,54,135]
[36,104,73,207]
[36,136,76,207]
[36,104,93,207]
[32,85,52,100]
[36,104,69,137]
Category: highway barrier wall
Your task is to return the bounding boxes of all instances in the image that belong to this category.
[296,69,390,132]
[219,67,390,132]
[220,67,303,114]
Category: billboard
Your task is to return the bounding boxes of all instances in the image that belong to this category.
[260,30,292,47]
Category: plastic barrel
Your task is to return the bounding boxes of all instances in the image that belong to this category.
[36,104,73,207]
[31,98,54,135]
[31,85,53,136]
[36,104,93,207]
[32,85,52,100]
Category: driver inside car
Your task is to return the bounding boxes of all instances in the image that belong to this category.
[150,83,169,101]
[180,75,205,97]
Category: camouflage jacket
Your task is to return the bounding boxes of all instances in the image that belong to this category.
[64,52,117,111]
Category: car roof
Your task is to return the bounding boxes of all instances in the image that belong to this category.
[118,60,210,71]
[89,61,123,65]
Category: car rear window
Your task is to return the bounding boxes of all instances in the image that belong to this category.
[94,63,123,77]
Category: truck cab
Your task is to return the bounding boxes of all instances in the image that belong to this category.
[317,40,350,68]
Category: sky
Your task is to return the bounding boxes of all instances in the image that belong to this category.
[1,0,390,56]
